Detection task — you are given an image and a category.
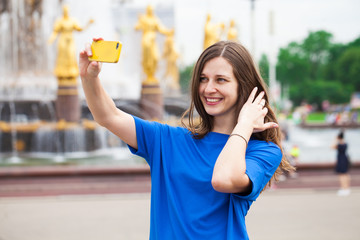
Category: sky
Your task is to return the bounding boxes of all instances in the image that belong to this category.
[142,0,360,64]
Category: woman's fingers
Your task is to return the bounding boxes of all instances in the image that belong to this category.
[79,42,102,79]
[259,99,266,108]
[79,50,87,59]
[253,120,278,133]
[246,87,258,104]
[261,105,268,115]
[246,87,266,107]
[240,87,273,133]
[253,90,265,105]
[263,122,279,129]
[85,42,92,56]
[87,61,101,76]
[79,50,89,73]
[93,37,104,42]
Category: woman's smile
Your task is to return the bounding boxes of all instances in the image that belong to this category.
[205,97,223,104]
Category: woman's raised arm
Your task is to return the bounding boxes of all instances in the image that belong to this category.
[79,42,137,149]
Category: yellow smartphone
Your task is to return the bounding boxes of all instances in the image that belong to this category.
[88,40,122,63]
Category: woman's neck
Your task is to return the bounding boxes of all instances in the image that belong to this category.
[212,115,237,135]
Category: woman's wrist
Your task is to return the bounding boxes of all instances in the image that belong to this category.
[232,122,252,141]
[235,119,253,131]
[229,134,248,147]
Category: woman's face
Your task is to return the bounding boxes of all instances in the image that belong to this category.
[198,57,239,121]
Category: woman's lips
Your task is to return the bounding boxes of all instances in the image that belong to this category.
[205,97,222,105]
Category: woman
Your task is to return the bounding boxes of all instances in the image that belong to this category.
[79,40,294,239]
[332,131,351,196]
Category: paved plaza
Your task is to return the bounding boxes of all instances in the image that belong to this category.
[1,185,360,239]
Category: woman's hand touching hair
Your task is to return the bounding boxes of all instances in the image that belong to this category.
[237,87,278,133]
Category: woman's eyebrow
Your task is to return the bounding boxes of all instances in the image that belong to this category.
[215,74,230,79]
[200,73,231,79]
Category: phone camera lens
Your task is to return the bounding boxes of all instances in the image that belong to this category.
[116,43,119,49]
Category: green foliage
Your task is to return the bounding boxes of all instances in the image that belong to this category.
[258,54,269,85]
[289,80,352,106]
[302,31,333,79]
[336,47,360,89]
[276,31,360,108]
[179,63,194,94]
[323,43,347,80]
[277,42,310,86]
[348,37,360,48]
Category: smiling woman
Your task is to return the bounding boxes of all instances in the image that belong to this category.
[80,40,294,239]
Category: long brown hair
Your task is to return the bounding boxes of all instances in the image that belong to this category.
[181,41,294,185]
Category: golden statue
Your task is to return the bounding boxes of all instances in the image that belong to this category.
[227,19,238,42]
[48,5,93,84]
[135,5,172,85]
[163,30,180,92]
[48,5,93,123]
[203,14,224,50]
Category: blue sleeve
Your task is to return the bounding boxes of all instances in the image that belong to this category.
[235,140,282,201]
[127,116,160,165]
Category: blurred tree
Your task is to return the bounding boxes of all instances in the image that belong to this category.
[289,80,352,107]
[302,31,333,79]
[336,47,360,90]
[276,30,359,107]
[323,43,347,81]
[276,41,310,92]
[179,63,194,94]
[347,37,360,48]
[258,54,269,86]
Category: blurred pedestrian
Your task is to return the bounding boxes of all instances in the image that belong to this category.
[288,145,299,178]
[331,131,351,196]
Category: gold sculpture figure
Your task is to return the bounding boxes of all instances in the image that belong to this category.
[203,14,224,50]
[135,5,172,85]
[227,19,238,42]
[48,5,93,84]
[163,29,180,92]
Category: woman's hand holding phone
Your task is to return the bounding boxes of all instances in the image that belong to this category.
[79,38,103,81]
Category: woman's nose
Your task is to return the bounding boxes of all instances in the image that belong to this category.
[204,80,217,93]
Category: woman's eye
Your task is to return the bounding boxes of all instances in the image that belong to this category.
[217,78,226,82]
[199,77,207,82]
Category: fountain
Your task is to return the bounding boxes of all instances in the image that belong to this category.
[0,1,186,166]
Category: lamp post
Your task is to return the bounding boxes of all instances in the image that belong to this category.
[250,0,256,56]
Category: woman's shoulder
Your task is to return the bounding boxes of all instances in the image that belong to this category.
[133,115,189,135]
[248,138,280,149]
[247,138,282,163]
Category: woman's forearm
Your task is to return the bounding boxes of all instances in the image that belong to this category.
[81,76,121,126]
[79,49,137,149]
[212,122,253,193]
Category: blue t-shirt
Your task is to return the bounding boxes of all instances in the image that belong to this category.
[128,116,282,240]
